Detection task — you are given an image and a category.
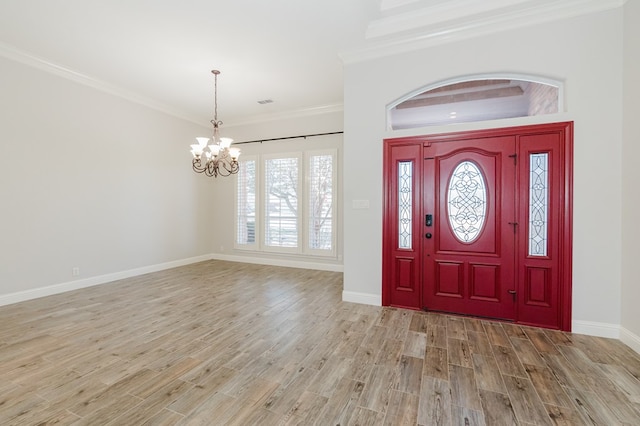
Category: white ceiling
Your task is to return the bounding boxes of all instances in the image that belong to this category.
[0,0,624,127]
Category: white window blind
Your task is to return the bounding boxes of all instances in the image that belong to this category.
[236,158,257,247]
[235,149,336,257]
[265,155,300,249]
[308,152,334,252]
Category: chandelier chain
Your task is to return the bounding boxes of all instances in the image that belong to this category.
[212,69,221,127]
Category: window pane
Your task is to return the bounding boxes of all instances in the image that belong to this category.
[390,79,560,129]
[447,161,487,243]
[529,153,549,256]
[265,157,298,248]
[308,154,333,250]
[236,159,256,245]
[398,161,412,249]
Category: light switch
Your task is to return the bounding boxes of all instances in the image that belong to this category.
[352,199,370,209]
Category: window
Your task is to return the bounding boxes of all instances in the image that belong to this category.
[236,149,336,257]
[265,154,300,251]
[398,161,413,249]
[236,156,257,249]
[307,152,335,253]
[528,153,549,257]
[388,76,562,130]
[447,161,487,243]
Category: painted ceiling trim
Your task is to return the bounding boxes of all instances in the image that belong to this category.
[0,41,203,126]
[224,103,344,128]
[0,41,343,127]
[341,0,627,63]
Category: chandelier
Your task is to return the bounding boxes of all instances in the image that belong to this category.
[190,70,240,177]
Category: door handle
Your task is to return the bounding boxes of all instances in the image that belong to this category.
[508,289,516,301]
[425,233,432,239]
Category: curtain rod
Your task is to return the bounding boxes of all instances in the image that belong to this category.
[233,131,343,145]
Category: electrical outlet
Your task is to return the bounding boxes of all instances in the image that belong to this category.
[72,267,80,277]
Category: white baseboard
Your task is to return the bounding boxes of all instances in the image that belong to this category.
[0,254,214,307]
[620,327,640,355]
[0,254,341,308]
[211,253,344,272]
[342,290,382,306]
[571,319,621,339]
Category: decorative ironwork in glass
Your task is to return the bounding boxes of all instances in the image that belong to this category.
[398,161,413,249]
[529,153,549,256]
[447,161,487,243]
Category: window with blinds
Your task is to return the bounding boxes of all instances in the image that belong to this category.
[307,152,334,253]
[236,157,257,248]
[235,149,336,257]
[265,155,300,249]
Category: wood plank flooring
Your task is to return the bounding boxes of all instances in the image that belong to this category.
[1,260,639,425]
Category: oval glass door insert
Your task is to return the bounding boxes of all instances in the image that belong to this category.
[447,161,487,243]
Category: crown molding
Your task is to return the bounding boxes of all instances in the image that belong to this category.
[341,0,627,64]
[0,42,203,126]
[368,0,533,39]
[379,0,420,13]
[224,103,344,128]
[0,41,344,128]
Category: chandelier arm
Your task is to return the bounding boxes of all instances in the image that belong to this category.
[192,158,208,174]
[219,160,239,176]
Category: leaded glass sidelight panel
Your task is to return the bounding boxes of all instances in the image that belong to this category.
[398,161,413,249]
[447,161,487,243]
[529,153,549,256]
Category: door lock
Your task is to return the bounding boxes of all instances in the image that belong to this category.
[425,233,432,239]
[425,214,433,227]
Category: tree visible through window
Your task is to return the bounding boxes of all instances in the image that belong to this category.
[309,154,333,250]
[265,157,299,248]
[236,150,336,256]
[236,159,256,245]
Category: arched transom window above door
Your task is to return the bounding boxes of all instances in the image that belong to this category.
[388,76,563,130]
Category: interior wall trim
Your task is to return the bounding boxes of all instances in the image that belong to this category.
[0,41,344,128]
[342,290,382,306]
[620,327,640,355]
[0,254,214,308]
[572,319,621,339]
[210,253,343,273]
[341,0,627,64]
[0,41,202,126]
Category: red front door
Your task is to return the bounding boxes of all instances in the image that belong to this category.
[382,122,573,331]
[423,136,517,320]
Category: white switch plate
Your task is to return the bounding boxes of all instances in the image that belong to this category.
[352,199,370,209]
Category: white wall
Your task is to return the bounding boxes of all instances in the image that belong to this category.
[208,112,344,271]
[0,57,215,304]
[621,1,640,351]
[343,8,625,336]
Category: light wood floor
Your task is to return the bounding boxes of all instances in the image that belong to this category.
[1,261,639,425]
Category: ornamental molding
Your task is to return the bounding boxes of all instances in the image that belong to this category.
[341,0,627,64]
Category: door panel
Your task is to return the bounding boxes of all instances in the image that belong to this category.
[382,122,573,330]
[382,142,422,309]
[516,131,567,328]
[423,136,516,320]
